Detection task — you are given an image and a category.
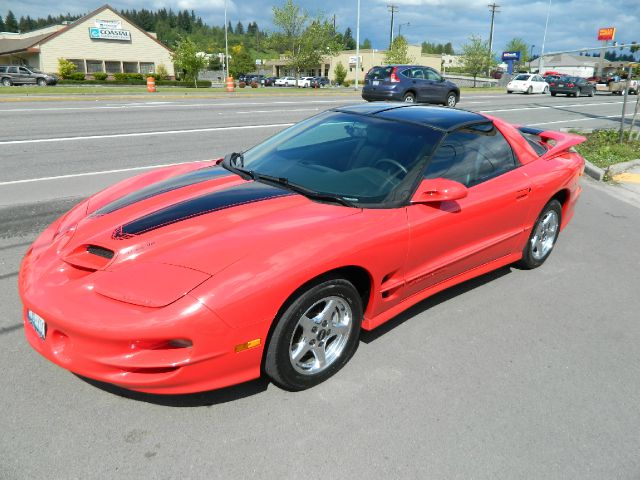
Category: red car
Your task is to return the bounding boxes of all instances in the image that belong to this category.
[19,104,585,394]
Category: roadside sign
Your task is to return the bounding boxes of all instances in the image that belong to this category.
[502,51,521,61]
[597,27,616,41]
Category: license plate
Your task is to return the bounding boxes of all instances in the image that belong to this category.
[559,84,564,87]
[373,80,379,86]
[27,310,46,340]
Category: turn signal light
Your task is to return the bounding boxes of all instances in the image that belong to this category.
[235,338,261,353]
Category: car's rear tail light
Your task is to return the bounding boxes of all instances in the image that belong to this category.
[549,82,556,86]
[567,83,574,87]
[390,67,400,83]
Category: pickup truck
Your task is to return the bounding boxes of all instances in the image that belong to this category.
[594,78,638,95]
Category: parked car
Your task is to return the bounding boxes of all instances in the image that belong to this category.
[310,76,330,88]
[0,65,58,86]
[506,73,549,94]
[548,76,595,97]
[263,76,277,86]
[246,74,265,85]
[296,77,314,88]
[275,76,296,87]
[362,65,460,107]
[19,104,585,394]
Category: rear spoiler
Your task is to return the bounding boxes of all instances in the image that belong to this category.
[518,126,586,159]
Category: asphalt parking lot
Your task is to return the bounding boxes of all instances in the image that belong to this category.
[1,91,640,479]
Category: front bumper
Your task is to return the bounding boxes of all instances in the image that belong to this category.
[19,231,268,394]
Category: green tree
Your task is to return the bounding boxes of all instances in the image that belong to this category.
[229,44,255,77]
[271,0,341,78]
[360,38,372,49]
[343,27,356,50]
[4,10,19,32]
[171,37,208,87]
[504,37,529,71]
[0,15,5,31]
[235,21,244,35]
[334,61,347,85]
[384,35,413,64]
[461,35,496,86]
[57,58,77,79]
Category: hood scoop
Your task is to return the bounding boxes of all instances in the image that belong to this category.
[64,244,115,271]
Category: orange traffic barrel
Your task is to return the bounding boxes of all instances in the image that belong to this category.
[146,76,156,93]
[226,76,235,92]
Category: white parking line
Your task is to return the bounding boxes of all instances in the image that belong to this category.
[479,101,624,114]
[0,160,212,186]
[0,122,294,145]
[529,112,636,126]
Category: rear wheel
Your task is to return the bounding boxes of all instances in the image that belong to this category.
[516,199,562,269]
[445,92,457,107]
[265,278,363,391]
[1,77,11,87]
[403,92,416,103]
[574,89,580,97]
[551,92,556,96]
[588,87,595,97]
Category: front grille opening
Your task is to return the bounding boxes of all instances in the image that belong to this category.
[86,245,114,259]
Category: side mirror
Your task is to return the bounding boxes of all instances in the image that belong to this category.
[410,178,468,204]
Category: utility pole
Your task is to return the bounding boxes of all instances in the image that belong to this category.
[355,0,361,91]
[224,0,229,80]
[388,4,398,49]
[487,3,499,75]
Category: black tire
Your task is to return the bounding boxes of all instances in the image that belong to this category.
[526,86,533,95]
[37,78,46,87]
[588,87,594,97]
[551,92,556,96]
[265,277,363,391]
[574,89,580,97]
[507,90,513,94]
[445,92,457,107]
[403,92,416,103]
[516,199,562,270]
[543,86,549,94]
[1,77,11,87]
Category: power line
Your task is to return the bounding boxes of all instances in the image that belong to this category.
[388,4,398,48]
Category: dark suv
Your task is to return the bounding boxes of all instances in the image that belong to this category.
[362,65,459,107]
[0,65,58,86]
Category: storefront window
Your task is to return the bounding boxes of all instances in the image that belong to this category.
[105,61,121,74]
[86,60,103,73]
[140,62,155,74]
[123,62,138,73]
[68,59,85,73]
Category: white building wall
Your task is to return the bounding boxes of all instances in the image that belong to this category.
[38,7,174,76]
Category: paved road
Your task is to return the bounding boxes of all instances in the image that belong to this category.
[1,92,640,479]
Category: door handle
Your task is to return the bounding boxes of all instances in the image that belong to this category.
[515,187,531,199]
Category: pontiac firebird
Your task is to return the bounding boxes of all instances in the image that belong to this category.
[19,104,585,394]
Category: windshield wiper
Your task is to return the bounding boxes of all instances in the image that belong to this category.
[253,173,357,208]
[221,152,255,180]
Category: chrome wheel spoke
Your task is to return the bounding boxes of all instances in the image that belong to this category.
[312,346,327,369]
[291,341,312,363]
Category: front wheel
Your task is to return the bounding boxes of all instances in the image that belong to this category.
[526,86,533,95]
[516,199,562,269]
[445,92,457,107]
[265,278,363,391]
[543,86,549,94]
[37,78,46,86]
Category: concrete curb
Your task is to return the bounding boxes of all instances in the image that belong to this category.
[607,159,640,175]
[584,160,606,181]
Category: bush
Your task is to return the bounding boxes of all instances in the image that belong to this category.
[68,72,85,81]
[334,61,347,86]
[57,58,77,79]
[342,79,352,87]
[250,81,258,88]
[93,72,107,81]
[156,63,169,80]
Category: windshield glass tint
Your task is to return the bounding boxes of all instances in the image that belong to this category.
[240,111,443,206]
[367,67,393,80]
[514,74,530,81]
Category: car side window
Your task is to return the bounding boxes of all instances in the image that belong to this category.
[423,124,516,187]
[19,67,30,74]
[424,69,441,81]
[8,66,18,74]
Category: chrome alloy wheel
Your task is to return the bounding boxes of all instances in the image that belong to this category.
[530,210,559,260]
[289,296,353,375]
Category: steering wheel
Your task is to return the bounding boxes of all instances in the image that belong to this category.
[374,158,408,177]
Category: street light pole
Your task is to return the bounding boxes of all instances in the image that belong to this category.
[224,0,229,80]
[398,22,410,38]
[538,0,551,74]
[355,0,361,91]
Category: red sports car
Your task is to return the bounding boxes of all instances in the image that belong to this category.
[19,104,585,394]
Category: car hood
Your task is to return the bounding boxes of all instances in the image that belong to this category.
[57,166,361,276]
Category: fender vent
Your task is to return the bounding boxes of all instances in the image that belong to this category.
[87,245,114,259]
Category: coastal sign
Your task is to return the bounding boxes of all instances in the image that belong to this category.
[89,27,131,41]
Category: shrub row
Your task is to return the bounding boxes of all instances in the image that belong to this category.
[57,79,211,88]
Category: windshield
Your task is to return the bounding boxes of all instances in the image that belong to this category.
[514,74,530,81]
[30,68,43,73]
[233,111,443,207]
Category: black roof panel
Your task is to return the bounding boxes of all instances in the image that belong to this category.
[373,105,489,131]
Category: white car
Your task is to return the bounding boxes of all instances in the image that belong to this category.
[296,77,314,88]
[275,77,296,87]
[507,73,549,94]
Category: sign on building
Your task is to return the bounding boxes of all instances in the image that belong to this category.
[95,19,122,30]
[597,27,616,41]
[348,56,362,65]
[89,27,131,41]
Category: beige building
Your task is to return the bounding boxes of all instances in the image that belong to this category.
[0,4,174,77]
[266,45,442,81]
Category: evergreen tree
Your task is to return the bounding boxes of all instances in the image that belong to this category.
[5,10,19,32]
[236,21,244,35]
[0,15,5,32]
[227,21,233,34]
[343,27,356,49]
[360,38,372,49]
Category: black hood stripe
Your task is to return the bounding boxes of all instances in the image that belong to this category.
[93,166,232,216]
[113,182,294,239]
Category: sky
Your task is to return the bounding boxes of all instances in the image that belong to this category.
[3,0,640,57]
